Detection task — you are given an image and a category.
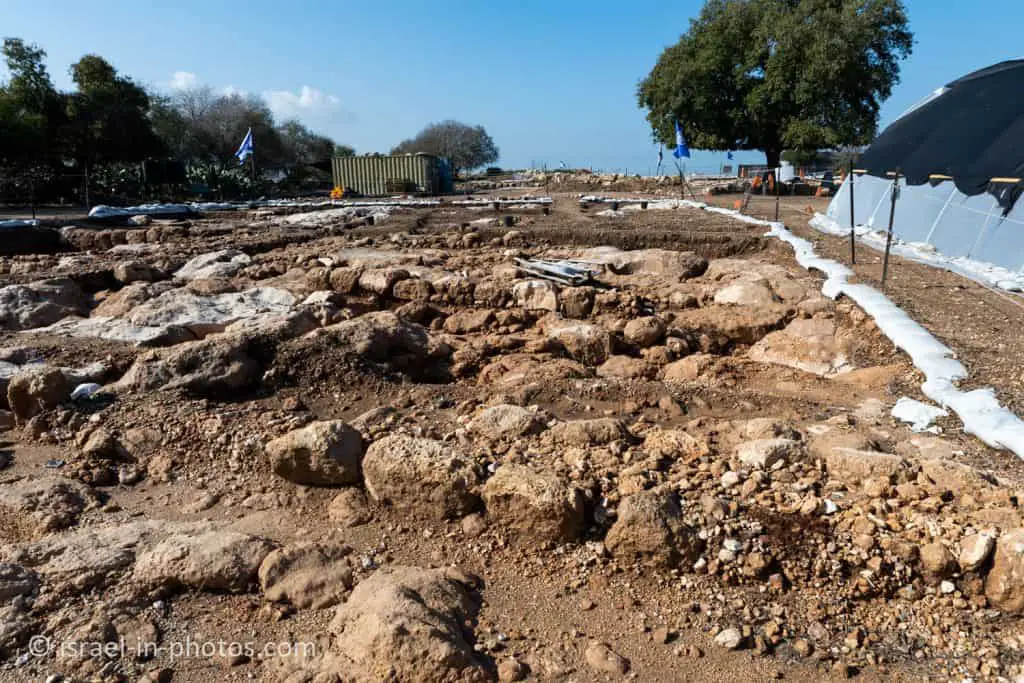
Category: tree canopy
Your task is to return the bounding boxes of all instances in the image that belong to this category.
[0,39,61,173]
[65,54,166,168]
[391,120,499,173]
[0,36,354,202]
[637,0,913,168]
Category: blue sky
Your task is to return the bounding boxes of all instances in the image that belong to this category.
[2,0,1021,172]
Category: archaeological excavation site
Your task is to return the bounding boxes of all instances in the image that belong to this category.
[0,192,1023,683]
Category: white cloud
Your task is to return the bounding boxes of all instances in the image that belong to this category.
[262,85,343,122]
[168,71,198,91]
[163,76,349,125]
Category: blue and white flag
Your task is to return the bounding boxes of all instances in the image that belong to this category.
[727,151,734,160]
[235,128,254,164]
[673,121,690,159]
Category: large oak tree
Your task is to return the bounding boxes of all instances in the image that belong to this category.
[392,120,499,174]
[637,0,913,168]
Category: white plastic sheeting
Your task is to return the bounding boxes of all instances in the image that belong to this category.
[891,397,948,433]
[0,219,42,229]
[89,204,195,218]
[88,198,445,218]
[86,197,554,220]
[451,197,552,206]
[822,175,1024,290]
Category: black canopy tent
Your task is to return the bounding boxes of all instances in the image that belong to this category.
[841,59,1024,284]
[858,59,1024,208]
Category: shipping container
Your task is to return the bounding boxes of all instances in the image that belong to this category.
[331,154,452,196]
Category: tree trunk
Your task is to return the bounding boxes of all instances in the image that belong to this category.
[765,148,781,170]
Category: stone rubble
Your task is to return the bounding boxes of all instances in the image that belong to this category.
[0,202,1020,682]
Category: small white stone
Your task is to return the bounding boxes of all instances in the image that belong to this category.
[720,471,741,488]
[940,580,956,594]
[958,533,995,572]
[714,627,743,650]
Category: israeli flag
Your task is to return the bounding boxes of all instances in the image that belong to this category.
[727,151,734,160]
[235,128,254,164]
[673,120,690,159]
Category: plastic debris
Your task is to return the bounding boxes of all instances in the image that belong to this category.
[513,258,602,286]
[891,397,948,433]
[70,383,103,401]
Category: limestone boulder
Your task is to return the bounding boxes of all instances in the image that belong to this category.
[362,435,481,519]
[174,250,251,281]
[748,317,854,377]
[315,566,488,682]
[125,287,295,337]
[114,334,260,397]
[358,267,409,296]
[443,309,495,335]
[623,316,666,347]
[265,421,364,486]
[985,529,1024,613]
[546,320,613,366]
[549,418,628,447]
[481,465,585,544]
[7,367,71,421]
[0,279,87,331]
[467,405,546,440]
[512,280,559,311]
[258,541,354,609]
[587,248,707,279]
[605,489,698,566]
[737,438,802,470]
[133,529,275,592]
[825,448,906,483]
[596,355,656,380]
[670,305,789,350]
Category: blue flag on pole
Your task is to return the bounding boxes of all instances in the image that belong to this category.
[235,128,254,164]
[673,121,690,159]
[727,151,734,160]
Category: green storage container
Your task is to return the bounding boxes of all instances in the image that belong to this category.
[331,154,443,196]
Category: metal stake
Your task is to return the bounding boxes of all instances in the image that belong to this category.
[774,170,780,222]
[848,161,856,264]
[881,170,900,287]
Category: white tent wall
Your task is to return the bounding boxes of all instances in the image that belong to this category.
[825,175,1024,274]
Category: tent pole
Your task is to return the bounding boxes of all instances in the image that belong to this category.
[925,184,958,245]
[868,181,890,227]
[848,161,856,264]
[881,170,900,288]
[968,195,1001,259]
